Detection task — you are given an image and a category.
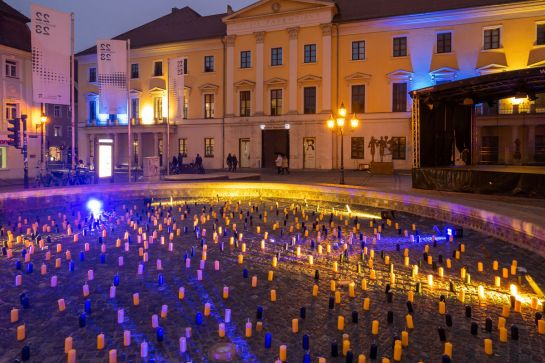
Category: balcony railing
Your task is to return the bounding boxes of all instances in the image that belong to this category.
[86,117,170,127]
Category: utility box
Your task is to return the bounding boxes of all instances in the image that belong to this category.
[143,156,160,181]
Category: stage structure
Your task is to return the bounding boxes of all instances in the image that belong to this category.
[411,66,545,197]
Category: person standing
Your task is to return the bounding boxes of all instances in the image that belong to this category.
[275,153,283,174]
[232,155,238,172]
[282,154,290,175]
[226,153,233,172]
[195,153,204,173]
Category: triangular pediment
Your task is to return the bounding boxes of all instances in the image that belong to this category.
[386,69,414,80]
[149,87,166,94]
[199,83,219,92]
[265,77,288,86]
[234,79,256,89]
[223,0,335,22]
[345,72,372,82]
[298,74,322,86]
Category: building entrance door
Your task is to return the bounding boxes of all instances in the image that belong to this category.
[98,139,113,178]
[239,138,250,168]
[303,137,316,168]
[262,129,289,168]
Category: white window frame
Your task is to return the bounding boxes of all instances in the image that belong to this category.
[5,102,19,121]
[203,93,215,119]
[392,35,408,58]
[152,60,164,77]
[204,55,215,73]
[5,59,18,78]
[53,126,62,137]
[88,67,97,83]
[482,25,503,51]
[435,31,453,54]
[270,47,283,67]
[269,88,284,116]
[351,40,366,61]
[238,89,252,117]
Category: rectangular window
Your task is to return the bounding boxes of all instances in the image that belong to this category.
[183,89,189,119]
[131,63,139,79]
[53,105,62,117]
[0,147,6,169]
[352,41,365,60]
[204,138,214,158]
[178,138,187,157]
[89,100,97,121]
[131,98,139,120]
[436,32,452,53]
[5,60,17,78]
[5,103,18,120]
[391,137,407,160]
[270,89,283,116]
[304,44,317,63]
[393,37,408,57]
[351,137,365,159]
[351,85,365,113]
[240,51,251,68]
[204,56,214,72]
[154,96,163,121]
[303,87,316,114]
[54,126,62,137]
[271,47,282,66]
[392,83,408,112]
[204,94,215,119]
[240,90,251,117]
[537,24,545,45]
[184,59,188,74]
[483,28,501,50]
[153,61,163,76]
[89,67,96,82]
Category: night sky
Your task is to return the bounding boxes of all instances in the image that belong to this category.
[6,0,255,52]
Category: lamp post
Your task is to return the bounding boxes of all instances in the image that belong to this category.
[39,114,48,171]
[326,102,359,185]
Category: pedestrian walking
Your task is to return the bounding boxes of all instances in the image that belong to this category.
[275,153,283,174]
[232,155,238,172]
[282,154,290,175]
[226,153,233,171]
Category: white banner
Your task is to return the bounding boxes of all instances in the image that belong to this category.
[97,40,128,115]
[31,5,71,105]
[169,57,185,117]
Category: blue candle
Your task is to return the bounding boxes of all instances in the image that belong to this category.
[158,273,164,286]
[69,261,75,272]
[1,247,6,255]
[21,249,27,257]
[15,260,22,270]
[79,251,85,261]
[300,307,306,319]
[79,313,86,327]
[21,295,30,309]
[196,312,203,325]
[243,269,249,278]
[84,299,91,314]
[303,352,310,363]
[113,274,120,286]
[100,254,106,264]
[346,350,353,363]
[256,306,263,320]
[184,226,188,234]
[21,345,30,361]
[157,327,164,342]
[264,332,272,349]
[26,262,33,273]
[303,334,309,350]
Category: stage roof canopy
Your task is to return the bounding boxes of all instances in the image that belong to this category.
[412,66,545,104]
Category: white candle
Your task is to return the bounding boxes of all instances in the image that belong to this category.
[109,285,116,298]
[225,309,231,323]
[123,330,131,346]
[117,309,124,324]
[179,337,187,353]
[214,260,220,270]
[51,275,57,287]
[88,269,94,281]
[140,342,148,357]
[152,314,159,328]
[118,256,124,266]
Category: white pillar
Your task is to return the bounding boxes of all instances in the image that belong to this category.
[321,24,332,113]
[288,27,299,114]
[113,133,119,168]
[254,31,265,116]
[225,35,236,117]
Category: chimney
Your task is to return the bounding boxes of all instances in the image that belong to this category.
[227,5,234,14]
[172,7,178,13]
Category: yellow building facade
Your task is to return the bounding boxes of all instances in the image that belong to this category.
[76,0,545,171]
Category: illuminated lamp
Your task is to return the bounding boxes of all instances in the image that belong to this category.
[141,106,154,125]
[462,98,474,106]
[86,199,103,218]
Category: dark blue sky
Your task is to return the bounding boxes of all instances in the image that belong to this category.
[7,0,255,52]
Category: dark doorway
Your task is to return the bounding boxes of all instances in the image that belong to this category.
[262,129,289,168]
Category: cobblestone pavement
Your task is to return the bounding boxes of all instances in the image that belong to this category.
[1,196,545,362]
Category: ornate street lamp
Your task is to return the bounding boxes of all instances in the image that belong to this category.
[326,102,359,185]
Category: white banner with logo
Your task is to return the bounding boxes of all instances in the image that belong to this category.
[97,40,128,115]
[169,57,185,117]
[31,4,71,105]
